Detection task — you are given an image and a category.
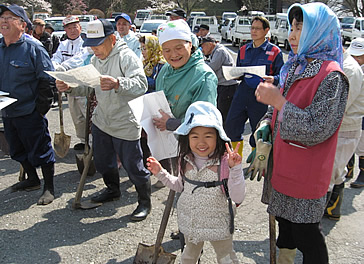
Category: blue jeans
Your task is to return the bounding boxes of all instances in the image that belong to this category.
[92,124,150,186]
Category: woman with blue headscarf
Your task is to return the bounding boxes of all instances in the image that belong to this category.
[253,3,349,263]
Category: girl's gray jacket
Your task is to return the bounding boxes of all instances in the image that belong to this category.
[67,40,147,141]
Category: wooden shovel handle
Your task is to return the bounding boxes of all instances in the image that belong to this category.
[269,214,276,264]
[58,92,65,134]
[153,189,176,263]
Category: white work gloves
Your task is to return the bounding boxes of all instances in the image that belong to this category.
[246,120,272,181]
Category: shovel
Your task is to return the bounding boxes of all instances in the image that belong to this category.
[54,92,71,158]
[72,92,101,210]
[134,189,177,264]
[75,92,96,176]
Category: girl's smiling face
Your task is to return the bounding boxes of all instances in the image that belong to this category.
[188,126,217,157]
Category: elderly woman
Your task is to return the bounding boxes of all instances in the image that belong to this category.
[139,35,166,93]
[153,19,217,131]
[254,3,349,263]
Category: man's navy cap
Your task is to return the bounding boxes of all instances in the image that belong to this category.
[83,19,114,47]
[115,13,132,24]
[199,24,209,30]
[0,4,31,24]
[199,36,216,45]
[193,25,200,33]
[166,8,186,18]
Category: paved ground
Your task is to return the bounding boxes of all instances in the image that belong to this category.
[0,96,363,264]
[0,43,363,263]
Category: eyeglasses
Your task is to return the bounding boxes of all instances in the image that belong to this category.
[250,27,264,31]
[0,16,20,22]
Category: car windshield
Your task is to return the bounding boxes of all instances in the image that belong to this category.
[341,17,354,24]
[223,14,236,19]
[140,22,162,33]
[77,17,91,22]
[45,19,64,31]
[137,12,150,19]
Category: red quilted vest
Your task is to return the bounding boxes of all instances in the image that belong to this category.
[271,61,344,199]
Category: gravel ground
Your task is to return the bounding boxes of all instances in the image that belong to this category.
[0,100,364,264]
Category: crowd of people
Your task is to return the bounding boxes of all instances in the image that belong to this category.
[1,2,364,263]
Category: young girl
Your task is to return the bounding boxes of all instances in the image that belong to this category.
[147,101,246,264]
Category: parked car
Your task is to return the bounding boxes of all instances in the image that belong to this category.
[190,11,206,18]
[134,9,152,28]
[106,18,117,33]
[230,16,251,47]
[270,13,290,50]
[138,19,167,36]
[340,16,355,30]
[220,18,234,40]
[75,15,97,34]
[342,17,364,44]
[32,12,50,21]
[148,14,167,20]
[221,12,237,24]
[45,17,66,38]
[192,15,221,42]
[110,12,122,18]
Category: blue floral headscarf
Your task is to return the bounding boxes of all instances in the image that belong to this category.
[279,3,343,88]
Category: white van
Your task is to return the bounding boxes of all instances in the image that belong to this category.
[75,15,97,34]
[134,9,152,28]
[270,13,290,50]
[45,17,66,38]
[230,16,251,47]
[190,11,206,18]
[192,16,221,42]
[221,12,237,23]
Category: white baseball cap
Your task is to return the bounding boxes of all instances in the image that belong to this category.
[347,38,364,56]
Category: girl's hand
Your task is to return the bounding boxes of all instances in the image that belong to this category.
[152,109,171,131]
[146,157,162,175]
[225,142,242,168]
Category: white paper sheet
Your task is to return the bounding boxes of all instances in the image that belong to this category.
[128,91,178,161]
[0,96,17,110]
[222,65,266,80]
[45,64,101,88]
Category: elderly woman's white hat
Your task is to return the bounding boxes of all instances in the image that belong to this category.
[157,19,192,45]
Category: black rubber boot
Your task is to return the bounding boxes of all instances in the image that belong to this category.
[38,163,55,205]
[11,160,41,192]
[91,168,120,203]
[130,178,151,221]
[324,182,344,220]
[351,156,364,188]
[345,154,355,178]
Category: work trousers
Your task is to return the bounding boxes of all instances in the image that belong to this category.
[329,130,361,190]
[3,110,55,167]
[92,124,150,186]
[181,236,239,264]
[276,217,328,264]
[217,84,238,124]
[68,95,86,143]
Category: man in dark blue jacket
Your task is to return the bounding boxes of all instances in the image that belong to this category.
[0,4,55,205]
[225,16,284,156]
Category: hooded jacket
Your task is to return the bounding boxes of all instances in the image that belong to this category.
[68,40,147,140]
[156,49,217,119]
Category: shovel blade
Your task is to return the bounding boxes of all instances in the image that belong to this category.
[76,153,96,176]
[133,243,176,264]
[73,199,102,210]
[53,132,71,158]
